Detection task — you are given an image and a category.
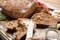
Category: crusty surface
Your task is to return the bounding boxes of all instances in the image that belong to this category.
[31,11,58,26]
[14,27,27,40]
[6,18,36,30]
[6,18,36,40]
[6,20,18,29]
[2,0,36,19]
[6,20,27,40]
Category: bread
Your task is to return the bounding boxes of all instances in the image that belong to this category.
[18,18,36,29]
[31,11,58,26]
[5,20,27,40]
[6,20,18,29]
[34,3,51,13]
[2,0,36,19]
[6,18,36,40]
[6,18,36,30]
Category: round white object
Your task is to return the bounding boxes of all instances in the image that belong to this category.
[47,31,58,39]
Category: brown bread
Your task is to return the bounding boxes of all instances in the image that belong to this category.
[31,11,58,26]
[2,0,36,19]
[5,20,27,40]
[6,18,36,40]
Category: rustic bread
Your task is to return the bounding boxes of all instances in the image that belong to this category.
[6,18,36,40]
[35,4,51,13]
[5,20,27,40]
[6,18,36,30]
[2,0,36,19]
[31,11,58,26]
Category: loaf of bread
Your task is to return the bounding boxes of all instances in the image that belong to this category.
[6,18,36,40]
[31,11,58,26]
[2,0,36,19]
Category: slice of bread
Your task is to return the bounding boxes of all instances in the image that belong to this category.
[31,11,58,26]
[2,0,37,19]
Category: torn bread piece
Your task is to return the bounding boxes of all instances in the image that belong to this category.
[14,30,27,40]
[5,20,27,40]
[6,18,36,40]
[18,18,36,40]
[31,11,58,26]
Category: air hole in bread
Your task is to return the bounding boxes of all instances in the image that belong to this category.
[16,9,19,11]
[36,24,49,29]
[7,27,17,34]
[58,28,60,30]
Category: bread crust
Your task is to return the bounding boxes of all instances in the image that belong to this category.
[31,12,58,26]
[2,0,37,19]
